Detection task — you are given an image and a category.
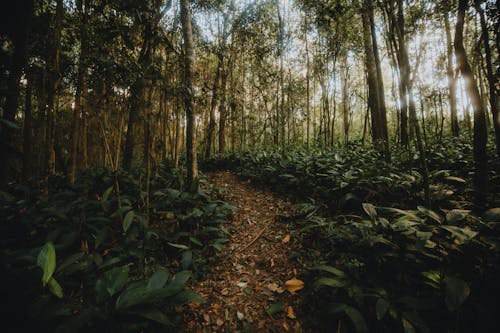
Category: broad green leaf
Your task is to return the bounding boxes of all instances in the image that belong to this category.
[167,242,190,250]
[116,271,191,310]
[148,269,168,290]
[402,318,416,333]
[122,210,135,232]
[441,226,478,245]
[362,203,377,219]
[182,250,193,270]
[330,303,368,333]
[376,298,389,320]
[445,176,466,184]
[417,206,441,223]
[56,252,85,274]
[98,265,129,297]
[48,277,64,298]
[482,208,500,222]
[128,306,173,326]
[37,242,56,286]
[446,209,470,223]
[101,186,114,201]
[314,277,348,289]
[312,265,346,278]
[444,276,470,311]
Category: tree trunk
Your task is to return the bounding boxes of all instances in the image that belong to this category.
[455,0,489,192]
[205,53,222,158]
[362,0,390,160]
[475,0,499,161]
[444,12,460,137]
[70,0,88,184]
[180,0,198,190]
[44,0,63,188]
[22,68,33,181]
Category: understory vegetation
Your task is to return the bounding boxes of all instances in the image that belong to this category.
[0,164,234,332]
[202,137,500,333]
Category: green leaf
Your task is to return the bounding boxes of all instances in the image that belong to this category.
[330,303,368,333]
[37,242,56,286]
[441,226,478,245]
[115,271,191,310]
[265,302,285,315]
[48,277,64,298]
[99,265,130,297]
[128,306,174,326]
[182,250,193,270]
[101,186,114,201]
[123,210,135,232]
[402,318,416,333]
[445,176,466,184]
[444,276,470,311]
[362,203,377,219]
[312,265,347,278]
[417,206,441,223]
[376,298,389,320]
[314,277,348,289]
[148,269,168,290]
[56,252,85,274]
[167,242,190,250]
[446,209,470,223]
[482,208,500,222]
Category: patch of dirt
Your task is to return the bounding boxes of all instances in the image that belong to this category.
[182,171,305,332]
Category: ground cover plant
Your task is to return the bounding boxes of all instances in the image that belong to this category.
[201,137,500,332]
[0,165,234,332]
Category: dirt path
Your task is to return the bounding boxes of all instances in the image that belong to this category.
[183,171,304,333]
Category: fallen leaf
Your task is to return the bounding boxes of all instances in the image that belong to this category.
[282,234,291,243]
[267,283,284,294]
[237,311,245,320]
[270,258,275,267]
[203,314,211,324]
[285,279,304,293]
[282,321,290,331]
[287,306,296,319]
[215,318,224,326]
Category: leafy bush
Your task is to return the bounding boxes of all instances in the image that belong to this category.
[0,165,233,332]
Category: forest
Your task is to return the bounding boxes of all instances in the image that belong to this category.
[0,0,499,332]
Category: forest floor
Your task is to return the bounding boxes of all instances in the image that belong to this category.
[182,171,305,333]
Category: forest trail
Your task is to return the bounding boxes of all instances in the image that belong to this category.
[183,171,305,333]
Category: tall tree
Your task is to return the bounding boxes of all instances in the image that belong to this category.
[455,0,489,192]
[444,11,459,137]
[0,0,33,188]
[361,0,390,160]
[474,0,499,160]
[180,0,198,189]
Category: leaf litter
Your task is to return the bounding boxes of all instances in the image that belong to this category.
[182,171,304,332]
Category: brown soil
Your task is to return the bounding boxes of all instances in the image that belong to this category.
[182,171,305,332]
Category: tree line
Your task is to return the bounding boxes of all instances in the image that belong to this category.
[0,0,498,192]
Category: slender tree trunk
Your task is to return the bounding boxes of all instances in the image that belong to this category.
[475,0,499,160]
[444,13,460,137]
[180,0,198,189]
[455,0,489,192]
[22,68,33,181]
[205,53,222,158]
[70,0,88,184]
[304,18,310,147]
[44,0,63,188]
[362,0,390,160]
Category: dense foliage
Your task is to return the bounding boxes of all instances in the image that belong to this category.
[201,138,500,332]
[0,165,234,332]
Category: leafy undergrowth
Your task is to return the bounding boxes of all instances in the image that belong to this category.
[201,138,500,333]
[0,163,234,332]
